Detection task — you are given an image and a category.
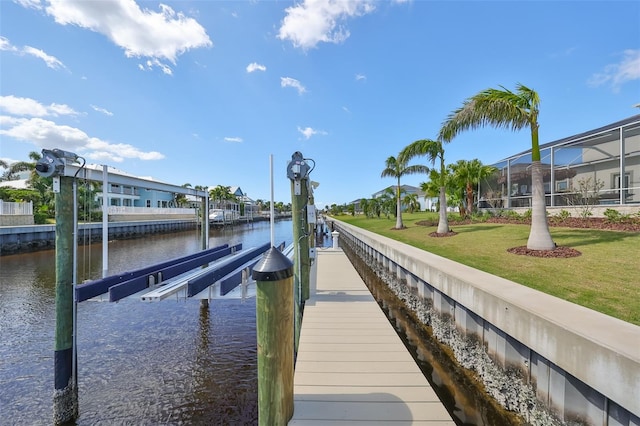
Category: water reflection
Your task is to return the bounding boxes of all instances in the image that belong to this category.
[0,220,291,425]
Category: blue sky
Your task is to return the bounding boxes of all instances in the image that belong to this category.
[1,0,639,209]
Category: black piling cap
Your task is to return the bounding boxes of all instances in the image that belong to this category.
[252,246,294,282]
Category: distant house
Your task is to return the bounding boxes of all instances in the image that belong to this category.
[204,185,259,218]
[371,184,435,212]
[85,164,175,208]
[0,178,30,190]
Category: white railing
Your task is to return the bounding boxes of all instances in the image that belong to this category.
[0,200,33,215]
[108,206,196,215]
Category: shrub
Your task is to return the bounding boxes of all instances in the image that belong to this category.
[504,210,523,221]
[603,208,634,223]
[555,209,571,221]
[471,211,491,223]
[34,212,48,224]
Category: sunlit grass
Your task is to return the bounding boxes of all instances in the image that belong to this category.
[336,212,640,326]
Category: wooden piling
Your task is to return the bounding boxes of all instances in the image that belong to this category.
[291,173,310,301]
[53,176,78,424]
[253,247,294,426]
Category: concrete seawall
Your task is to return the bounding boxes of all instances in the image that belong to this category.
[0,219,197,255]
[332,219,640,426]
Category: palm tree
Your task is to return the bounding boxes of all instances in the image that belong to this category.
[400,139,450,234]
[0,160,8,180]
[359,198,370,217]
[420,172,440,211]
[209,185,233,209]
[174,183,192,207]
[403,192,420,213]
[372,189,395,219]
[381,155,429,229]
[450,159,498,217]
[439,83,554,250]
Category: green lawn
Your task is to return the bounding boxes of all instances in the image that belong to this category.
[335,212,640,326]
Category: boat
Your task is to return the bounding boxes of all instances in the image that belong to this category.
[208,208,240,223]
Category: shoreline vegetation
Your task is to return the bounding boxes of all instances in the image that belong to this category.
[335,211,640,326]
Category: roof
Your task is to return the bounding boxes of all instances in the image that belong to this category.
[0,178,30,190]
[497,114,640,163]
[372,184,424,198]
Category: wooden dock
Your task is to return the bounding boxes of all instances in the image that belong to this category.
[289,248,455,425]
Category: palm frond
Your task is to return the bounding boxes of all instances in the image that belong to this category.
[439,84,538,142]
[399,139,442,164]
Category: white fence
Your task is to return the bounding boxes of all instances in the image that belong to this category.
[107,206,196,215]
[0,200,33,215]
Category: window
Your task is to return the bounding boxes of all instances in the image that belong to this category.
[613,173,631,199]
[556,180,568,191]
[146,200,151,208]
[613,173,630,190]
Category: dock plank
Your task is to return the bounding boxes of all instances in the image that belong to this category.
[289,248,455,425]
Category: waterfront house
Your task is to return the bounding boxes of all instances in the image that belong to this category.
[479,114,639,215]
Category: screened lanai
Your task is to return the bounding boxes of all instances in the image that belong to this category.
[478,114,640,210]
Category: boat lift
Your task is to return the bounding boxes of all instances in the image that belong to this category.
[76,241,292,303]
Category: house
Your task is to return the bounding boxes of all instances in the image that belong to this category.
[372,184,435,212]
[479,114,640,210]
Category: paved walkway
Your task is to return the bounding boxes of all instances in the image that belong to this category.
[289,248,455,425]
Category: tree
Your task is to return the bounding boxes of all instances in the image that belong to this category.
[440,83,554,250]
[209,185,234,209]
[381,155,429,229]
[450,159,498,217]
[400,139,450,234]
[420,171,440,211]
[378,188,397,219]
[403,192,420,213]
[174,183,192,207]
[359,198,370,217]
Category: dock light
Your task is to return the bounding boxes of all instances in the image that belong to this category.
[35,148,79,178]
[52,149,79,161]
[286,151,312,195]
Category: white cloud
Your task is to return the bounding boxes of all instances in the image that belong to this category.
[278,0,375,50]
[0,95,78,117]
[281,77,307,95]
[224,136,243,143]
[0,116,164,162]
[0,36,66,70]
[15,0,43,10]
[0,37,17,52]
[355,73,366,81]
[139,59,173,75]
[298,126,327,140]
[22,45,66,69]
[246,62,266,73]
[34,0,212,74]
[588,49,640,92]
[91,105,114,116]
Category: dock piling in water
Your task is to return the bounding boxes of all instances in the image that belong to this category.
[253,247,294,425]
[53,176,78,425]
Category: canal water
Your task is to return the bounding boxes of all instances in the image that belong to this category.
[0,220,296,425]
[1,218,515,425]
